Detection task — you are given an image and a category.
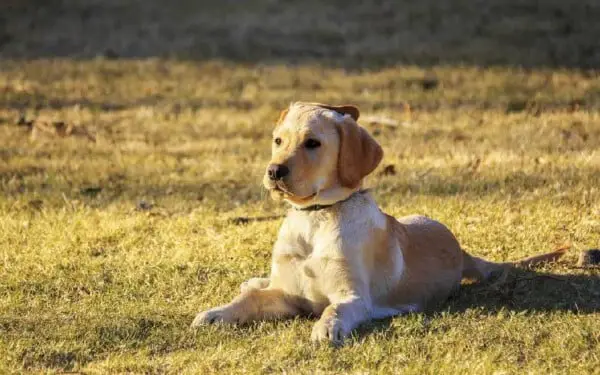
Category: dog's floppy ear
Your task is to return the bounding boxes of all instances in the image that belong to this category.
[312,103,360,121]
[336,116,383,188]
[275,108,289,127]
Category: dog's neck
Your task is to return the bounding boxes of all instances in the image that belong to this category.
[290,186,366,212]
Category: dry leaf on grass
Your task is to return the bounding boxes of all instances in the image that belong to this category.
[30,120,96,142]
[577,249,600,267]
[19,115,96,143]
[379,164,396,176]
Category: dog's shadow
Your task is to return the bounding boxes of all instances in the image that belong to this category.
[356,266,600,339]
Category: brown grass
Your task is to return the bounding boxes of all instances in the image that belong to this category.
[1,1,599,373]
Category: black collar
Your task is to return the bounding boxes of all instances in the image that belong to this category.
[293,190,366,212]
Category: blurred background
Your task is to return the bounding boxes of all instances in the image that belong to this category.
[2,0,600,67]
[1,0,599,210]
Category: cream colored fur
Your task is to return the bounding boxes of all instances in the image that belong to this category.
[191,102,566,345]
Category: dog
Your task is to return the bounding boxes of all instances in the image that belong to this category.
[191,102,566,345]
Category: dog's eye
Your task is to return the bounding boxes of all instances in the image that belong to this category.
[305,139,321,149]
[274,137,282,146]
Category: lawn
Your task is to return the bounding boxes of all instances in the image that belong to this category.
[1,1,600,374]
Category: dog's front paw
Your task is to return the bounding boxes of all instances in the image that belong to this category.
[240,277,269,293]
[311,317,347,346]
[190,307,234,327]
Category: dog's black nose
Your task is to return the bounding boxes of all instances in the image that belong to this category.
[267,164,289,181]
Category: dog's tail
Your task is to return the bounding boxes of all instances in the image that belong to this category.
[461,246,568,283]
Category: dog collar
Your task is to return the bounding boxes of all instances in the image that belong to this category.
[294,190,367,212]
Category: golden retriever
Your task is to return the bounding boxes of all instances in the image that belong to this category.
[191,102,565,345]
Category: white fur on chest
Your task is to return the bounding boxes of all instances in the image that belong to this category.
[270,193,399,307]
[274,193,385,258]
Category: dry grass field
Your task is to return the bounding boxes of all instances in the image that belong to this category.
[1,0,600,373]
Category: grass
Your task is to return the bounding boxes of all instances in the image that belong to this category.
[1,0,600,374]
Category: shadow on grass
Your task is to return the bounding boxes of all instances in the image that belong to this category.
[1,165,598,213]
[356,266,600,342]
[447,267,600,314]
[0,90,257,112]
[1,0,599,70]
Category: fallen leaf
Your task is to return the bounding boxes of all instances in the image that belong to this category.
[80,187,103,197]
[136,200,153,211]
[379,164,396,176]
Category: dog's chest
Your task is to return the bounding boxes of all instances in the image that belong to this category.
[271,212,343,299]
[270,198,385,306]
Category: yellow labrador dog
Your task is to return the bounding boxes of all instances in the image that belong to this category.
[192,102,565,345]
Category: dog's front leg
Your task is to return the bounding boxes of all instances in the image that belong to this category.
[191,288,306,327]
[311,295,371,345]
[240,277,269,293]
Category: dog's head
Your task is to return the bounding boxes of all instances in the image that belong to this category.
[263,102,383,208]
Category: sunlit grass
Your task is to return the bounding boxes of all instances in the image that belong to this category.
[1,57,599,374]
